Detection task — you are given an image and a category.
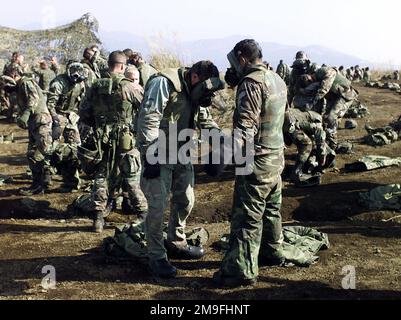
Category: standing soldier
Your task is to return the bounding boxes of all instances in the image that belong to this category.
[394,70,400,81]
[47,62,87,192]
[79,51,148,233]
[276,59,291,85]
[363,67,371,82]
[214,39,287,287]
[49,56,62,75]
[137,60,225,278]
[33,60,56,93]
[1,68,53,195]
[128,51,158,88]
[288,51,312,107]
[2,52,26,121]
[338,66,347,78]
[81,47,106,88]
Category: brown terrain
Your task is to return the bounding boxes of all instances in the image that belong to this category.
[1,82,401,300]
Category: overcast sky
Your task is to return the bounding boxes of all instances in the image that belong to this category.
[0,0,400,66]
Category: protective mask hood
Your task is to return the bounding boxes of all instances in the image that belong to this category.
[68,63,87,84]
[227,50,243,78]
[191,77,225,108]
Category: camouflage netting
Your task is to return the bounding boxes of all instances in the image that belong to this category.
[0,13,102,64]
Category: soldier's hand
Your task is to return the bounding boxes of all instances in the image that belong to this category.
[143,161,161,179]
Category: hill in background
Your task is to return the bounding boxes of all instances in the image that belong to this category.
[0,13,374,70]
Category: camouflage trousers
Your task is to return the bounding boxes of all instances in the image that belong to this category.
[293,124,329,168]
[141,163,195,262]
[27,113,53,186]
[91,147,147,217]
[219,152,285,280]
[324,97,354,151]
[53,112,81,189]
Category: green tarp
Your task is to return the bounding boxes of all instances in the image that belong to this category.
[103,221,209,263]
[359,184,401,211]
[345,155,401,172]
[214,226,330,267]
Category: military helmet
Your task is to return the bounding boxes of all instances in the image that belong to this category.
[295,51,309,60]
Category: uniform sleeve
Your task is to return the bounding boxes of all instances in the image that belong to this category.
[196,106,220,130]
[137,77,171,154]
[233,79,264,143]
[20,80,40,112]
[47,80,63,112]
[315,69,337,100]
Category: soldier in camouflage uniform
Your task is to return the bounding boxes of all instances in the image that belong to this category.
[276,60,291,85]
[339,66,347,78]
[80,51,148,233]
[288,51,313,107]
[47,62,87,191]
[214,39,287,288]
[2,68,53,195]
[346,66,355,81]
[2,52,26,121]
[137,60,224,278]
[305,66,358,152]
[363,67,371,82]
[128,51,158,88]
[33,60,56,93]
[283,108,335,184]
[81,47,108,88]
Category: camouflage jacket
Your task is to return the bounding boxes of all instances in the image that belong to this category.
[288,108,326,149]
[17,76,50,117]
[234,64,287,156]
[47,74,86,115]
[314,67,356,101]
[3,62,25,77]
[137,68,219,157]
[32,67,56,92]
[80,72,143,132]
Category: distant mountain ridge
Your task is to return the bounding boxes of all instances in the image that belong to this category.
[100,33,373,69]
[0,13,373,70]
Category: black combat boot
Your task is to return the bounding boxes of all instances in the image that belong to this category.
[212,271,257,288]
[165,242,206,260]
[148,258,177,278]
[93,211,105,233]
[19,183,45,196]
[20,169,44,196]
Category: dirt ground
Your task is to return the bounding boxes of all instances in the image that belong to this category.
[1,83,401,300]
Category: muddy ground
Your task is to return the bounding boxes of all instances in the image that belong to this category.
[1,83,401,300]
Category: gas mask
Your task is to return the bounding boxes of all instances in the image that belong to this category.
[191,77,225,108]
[224,67,240,88]
[67,63,87,84]
[225,50,248,88]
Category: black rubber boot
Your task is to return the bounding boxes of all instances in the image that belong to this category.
[93,211,105,233]
[165,242,206,260]
[148,259,177,278]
